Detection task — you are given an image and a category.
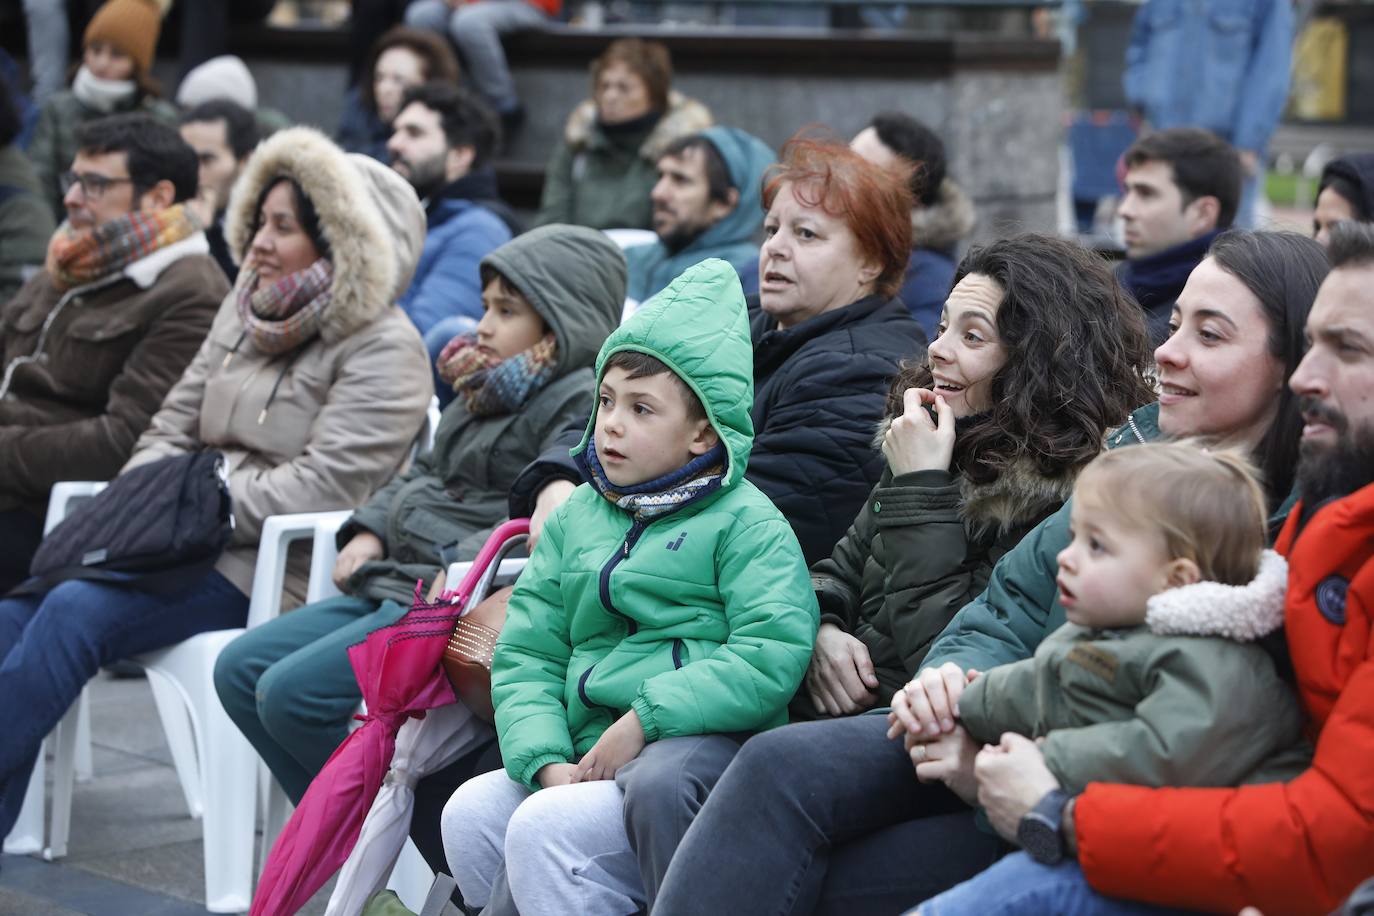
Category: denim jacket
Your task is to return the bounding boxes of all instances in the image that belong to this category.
[1123,0,1293,154]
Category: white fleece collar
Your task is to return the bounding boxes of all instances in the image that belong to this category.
[124,232,210,289]
[1145,549,1288,642]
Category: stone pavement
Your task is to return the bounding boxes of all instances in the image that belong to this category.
[0,673,335,916]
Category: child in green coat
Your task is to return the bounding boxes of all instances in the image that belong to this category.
[440,259,819,914]
[913,442,1312,913]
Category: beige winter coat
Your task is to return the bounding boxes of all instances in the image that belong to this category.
[125,128,432,603]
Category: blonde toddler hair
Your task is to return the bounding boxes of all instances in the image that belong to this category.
[1073,441,1267,585]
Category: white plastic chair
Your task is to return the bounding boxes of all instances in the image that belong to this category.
[4,488,356,910]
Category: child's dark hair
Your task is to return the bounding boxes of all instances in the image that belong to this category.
[604,350,706,422]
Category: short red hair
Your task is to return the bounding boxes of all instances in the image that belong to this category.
[762,135,914,299]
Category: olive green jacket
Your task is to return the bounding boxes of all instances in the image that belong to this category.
[959,551,1311,793]
[534,92,712,231]
[339,225,626,604]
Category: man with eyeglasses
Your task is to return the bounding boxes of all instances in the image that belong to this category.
[0,113,225,593]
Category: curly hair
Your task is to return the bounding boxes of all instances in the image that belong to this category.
[887,234,1156,485]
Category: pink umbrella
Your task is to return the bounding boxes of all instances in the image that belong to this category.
[250,518,531,916]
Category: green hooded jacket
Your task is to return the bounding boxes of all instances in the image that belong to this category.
[0,145,55,304]
[926,402,1299,674]
[492,259,819,790]
[338,225,625,604]
[623,127,775,303]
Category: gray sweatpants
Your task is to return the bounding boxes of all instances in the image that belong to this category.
[441,768,644,915]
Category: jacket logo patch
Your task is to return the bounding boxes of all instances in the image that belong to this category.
[1316,575,1348,625]
[1066,644,1119,683]
[665,532,687,552]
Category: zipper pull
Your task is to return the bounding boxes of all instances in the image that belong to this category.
[622,540,629,558]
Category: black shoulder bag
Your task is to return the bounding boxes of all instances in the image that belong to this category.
[10,451,235,596]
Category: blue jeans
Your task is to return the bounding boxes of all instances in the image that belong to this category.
[913,854,1203,915]
[214,595,410,803]
[0,570,248,837]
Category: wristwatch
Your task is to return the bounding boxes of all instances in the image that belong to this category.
[1017,788,1073,865]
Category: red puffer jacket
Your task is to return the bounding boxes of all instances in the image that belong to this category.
[1073,482,1374,915]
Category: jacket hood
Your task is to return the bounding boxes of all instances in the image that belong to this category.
[911,178,976,253]
[564,91,714,162]
[224,126,426,342]
[1319,153,1374,220]
[480,223,625,377]
[1146,549,1288,640]
[575,258,755,488]
[686,126,775,253]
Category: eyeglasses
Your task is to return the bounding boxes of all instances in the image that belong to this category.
[59,171,134,199]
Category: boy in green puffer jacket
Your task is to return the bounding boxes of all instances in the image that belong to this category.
[440,258,819,915]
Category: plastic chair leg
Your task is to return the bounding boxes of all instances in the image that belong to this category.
[146,667,205,818]
[45,696,84,860]
[3,744,45,855]
[74,689,93,783]
[137,631,255,913]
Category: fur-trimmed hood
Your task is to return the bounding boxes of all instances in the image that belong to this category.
[223,127,426,343]
[911,177,976,253]
[563,90,714,163]
[872,416,1077,534]
[1146,549,1288,641]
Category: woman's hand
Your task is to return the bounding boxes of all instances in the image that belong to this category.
[974,732,1063,843]
[886,663,978,739]
[332,531,384,590]
[907,724,980,806]
[806,622,880,716]
[575,710,646,781]
[882,388,956,476]
[536,762,581,789]
[529,479,576,552]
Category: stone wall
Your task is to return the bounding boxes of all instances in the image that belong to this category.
[164,25,1062,238]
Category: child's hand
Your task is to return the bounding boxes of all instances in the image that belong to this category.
[536,762,580,789]
[332,532,384,590]
[575,710,645,781]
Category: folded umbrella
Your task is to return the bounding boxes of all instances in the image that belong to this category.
[250,519,530,916]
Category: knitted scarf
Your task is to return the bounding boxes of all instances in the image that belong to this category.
[578,435,728,521]
[437,333,558,417]
[236,259,335,356]
[47,203,200,291]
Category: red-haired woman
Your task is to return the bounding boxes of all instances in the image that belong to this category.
[534,38,712,230]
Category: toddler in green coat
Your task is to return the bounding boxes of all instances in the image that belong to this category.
[440,259,819,914]
[931,442,1311,886]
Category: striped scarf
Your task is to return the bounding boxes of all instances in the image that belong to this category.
[47,204,200,291]
[437,333,558,417]
[578,436,728,521]
[236,259,335,356]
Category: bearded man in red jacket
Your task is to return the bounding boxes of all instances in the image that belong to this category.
[922,220,1374,916]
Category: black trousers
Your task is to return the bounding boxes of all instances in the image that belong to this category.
[652,714,1005,916]
[0,508,44,596]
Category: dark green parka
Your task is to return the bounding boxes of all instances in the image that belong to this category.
[337,225,625,604]
[807,420,1075,708]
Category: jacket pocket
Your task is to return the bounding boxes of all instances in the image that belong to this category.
[58,310,145,396]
